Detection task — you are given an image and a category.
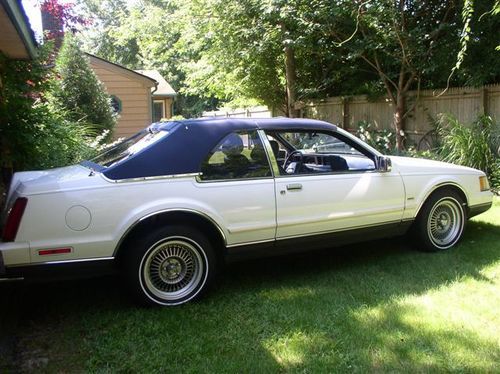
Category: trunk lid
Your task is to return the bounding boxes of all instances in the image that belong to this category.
[2,165,95,219]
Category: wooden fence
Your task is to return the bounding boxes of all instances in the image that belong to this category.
[202,84,500,146]
[303,84,500,146]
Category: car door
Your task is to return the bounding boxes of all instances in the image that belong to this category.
[264,129,405,239]
[194,130,276,246]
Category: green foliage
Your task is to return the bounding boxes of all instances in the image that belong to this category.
[168,115,186,121]
[23,102,99,170]
[50,34,116,136]
[0,43,105,177]
[0,46,76,170]
[78,0,141,67]
[79,0,221,118]
[403,148,442,162]
[356,121,396,154]
[77,0,499,117]
[451,0,500,86]
[437,114,500,190]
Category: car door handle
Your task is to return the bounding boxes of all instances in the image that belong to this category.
[286,183,303,191]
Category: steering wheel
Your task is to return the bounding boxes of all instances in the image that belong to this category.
[283,150,304,173]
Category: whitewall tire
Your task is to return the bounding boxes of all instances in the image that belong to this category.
[413,189,466,252]
[124,226,216,306]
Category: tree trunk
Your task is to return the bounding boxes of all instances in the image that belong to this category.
[284,43,299,118]
[394,92,405,151]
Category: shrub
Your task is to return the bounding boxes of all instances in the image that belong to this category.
[24,102,100,170]
[356,120,396,154]
[49,34,116,139]
[437,114,500,192]
[0,43,106,180]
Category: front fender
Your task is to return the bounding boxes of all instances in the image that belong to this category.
[401,174,471,220]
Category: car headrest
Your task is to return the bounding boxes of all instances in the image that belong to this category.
[269,140,280,158]
[221,133,244,156]
[250,146,266,161]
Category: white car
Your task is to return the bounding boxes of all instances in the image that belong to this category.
[0,118,493,305]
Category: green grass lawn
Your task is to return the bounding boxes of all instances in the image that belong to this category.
[1,198,499,372]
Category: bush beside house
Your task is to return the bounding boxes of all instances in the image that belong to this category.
[49,35,116,139]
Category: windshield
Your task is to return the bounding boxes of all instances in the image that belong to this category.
[87,129,169,169]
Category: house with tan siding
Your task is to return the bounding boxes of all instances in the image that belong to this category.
[136,70,176,122]
[88,54,176,139]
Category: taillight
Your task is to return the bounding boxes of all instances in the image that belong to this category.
[2,197,28,242]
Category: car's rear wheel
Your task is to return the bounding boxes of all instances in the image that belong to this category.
[124,226,216,306]
[413,189,466,252]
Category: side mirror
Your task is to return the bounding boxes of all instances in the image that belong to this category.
[377,156,392,172]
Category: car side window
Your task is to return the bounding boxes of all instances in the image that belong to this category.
[200,130,272,180]
[268,130,375,175]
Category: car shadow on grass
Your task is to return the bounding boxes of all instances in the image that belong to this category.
[0,219,499,372]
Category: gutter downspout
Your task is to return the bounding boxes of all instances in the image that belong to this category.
[150,81,158,122]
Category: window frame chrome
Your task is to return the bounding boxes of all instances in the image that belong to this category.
[260,128,381,178]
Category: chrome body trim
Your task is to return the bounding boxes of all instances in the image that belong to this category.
[101,172,201,184]
[273,169,379,178]
[226,238,275,248]
[0,277,24,282]
[275,219,406,241]
[113,208,228,256]
[195,175,274,184]
[8,256,115,268]
[227,219,411,248]
[414,182,469,218]
[258,129,280,177]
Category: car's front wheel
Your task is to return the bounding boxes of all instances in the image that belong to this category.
[413,189,466,252]
[124,226,216,306]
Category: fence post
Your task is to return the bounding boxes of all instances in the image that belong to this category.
[342,97,350,129]
[480,87,489,116]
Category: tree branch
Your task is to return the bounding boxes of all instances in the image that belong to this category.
[402,71,417,93]
[403,76,421,119]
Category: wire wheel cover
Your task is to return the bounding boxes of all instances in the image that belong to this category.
[143,239,204,300]
[427,199,463,247]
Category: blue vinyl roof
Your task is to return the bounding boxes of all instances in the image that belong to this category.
[103,118,337,180]
[155,117,337,132]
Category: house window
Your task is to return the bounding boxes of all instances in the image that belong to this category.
[111,95,122,114]
[153,100,165,122]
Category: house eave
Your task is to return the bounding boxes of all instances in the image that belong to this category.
[0,0,38,60]
[86,53,157,87]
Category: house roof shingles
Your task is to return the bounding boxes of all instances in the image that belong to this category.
[135,69,177,97]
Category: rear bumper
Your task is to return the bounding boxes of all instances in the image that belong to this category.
[1,257,117,281]
[468,201,493,218]
[0,250,24,281]
[1,239,117,281]
[0,241,30,280]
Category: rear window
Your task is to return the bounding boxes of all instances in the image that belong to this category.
[85,129,169,170]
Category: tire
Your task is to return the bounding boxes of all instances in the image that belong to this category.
[123,225,217,306]
[412,189,466,252]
